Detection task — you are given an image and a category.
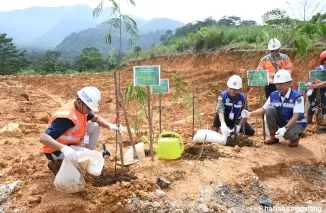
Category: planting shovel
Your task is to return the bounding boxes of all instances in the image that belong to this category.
[102,142,111,158]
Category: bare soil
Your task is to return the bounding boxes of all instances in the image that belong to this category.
[0,51,326,212]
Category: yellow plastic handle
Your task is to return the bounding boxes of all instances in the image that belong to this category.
[140,135,151,144]
[159,132,184,151]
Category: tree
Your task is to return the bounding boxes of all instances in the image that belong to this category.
[286,0,326,21]
[94,0,139,166]
[262,8,291,28]
[174,17,217,38]
[0,33,29,75]
[160,29,173,42]
[217,16,241,26]
[42,50,61,73]
[239,20,257,26]
[310,12,326,23]
[93,0,138,56]
[75,47,103,71]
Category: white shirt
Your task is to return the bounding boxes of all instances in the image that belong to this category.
[263,88,304,113]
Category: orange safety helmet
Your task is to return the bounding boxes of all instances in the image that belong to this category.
[320,50,326,64]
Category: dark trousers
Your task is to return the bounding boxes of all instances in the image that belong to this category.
[212,113,255,136]
[264,84,277,99]
[265,107,305,140]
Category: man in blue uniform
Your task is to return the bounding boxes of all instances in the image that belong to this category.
[241,70,307,147]
[211,75,255,137]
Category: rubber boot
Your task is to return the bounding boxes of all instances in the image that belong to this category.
[47,160,62,175]
[289,137,299,147]
[264,128,279,144]
[307,114,313,124]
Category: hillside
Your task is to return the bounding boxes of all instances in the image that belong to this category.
[55,21,179,55]
[0,5,184,49]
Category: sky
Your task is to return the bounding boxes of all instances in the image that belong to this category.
[0,0,324,24]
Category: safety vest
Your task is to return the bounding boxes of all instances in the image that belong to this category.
[42,101,86,153]
[220,91,246,120]
[269,89,307,127]
[258,53,293,82]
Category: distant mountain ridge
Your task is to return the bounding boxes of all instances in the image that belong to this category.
[0,5,184,49]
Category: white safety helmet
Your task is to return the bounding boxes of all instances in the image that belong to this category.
[273,69,292,84]
[268,38,281,50]
[77,86,101,112]
[227,75,242,89]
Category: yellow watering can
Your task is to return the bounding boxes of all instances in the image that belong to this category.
[141,132,184,160]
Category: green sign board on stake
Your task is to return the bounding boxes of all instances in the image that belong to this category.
[152,79,169,94]
[247,70,269,87]
[309,70,326,81]
[133,65,160,86]
[298,82,307,94]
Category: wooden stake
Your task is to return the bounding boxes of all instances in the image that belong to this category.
[159,93,162,134]
[147,86,154,161]
[259,87,266,141]
[118,91,138,159]
[316,88,321,132]
[191,80,196,137]
[113,71,124,170]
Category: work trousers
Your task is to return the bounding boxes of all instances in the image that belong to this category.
[265,107,305,141]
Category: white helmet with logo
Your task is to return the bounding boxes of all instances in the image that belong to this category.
[77,86,101,112]
[268,38,281,50]
[273,69,292,83]
[227,75,242,89]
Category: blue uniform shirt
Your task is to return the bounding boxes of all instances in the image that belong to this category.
[220,91,246,120]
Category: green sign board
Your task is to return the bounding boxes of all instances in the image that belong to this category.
[152,79,169,94]
[298,82,307,94]
[247,70,269,87]
[309,70,326,81]
[133,65,160,86]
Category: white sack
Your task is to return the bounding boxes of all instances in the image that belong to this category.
[192,129,227,146]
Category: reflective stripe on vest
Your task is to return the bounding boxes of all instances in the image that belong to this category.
[43,101,86,153]
[269,89,307,128]
[261,53,292,81]
[221,91,245,120]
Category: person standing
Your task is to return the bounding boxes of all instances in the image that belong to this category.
[257,38,294,98]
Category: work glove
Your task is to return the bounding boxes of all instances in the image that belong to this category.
[233,125,242,134]
[60,146,78,161]
[275,127,287,139]
[109,123,123,134]
[221,122,231,137]
[241,110,251,118]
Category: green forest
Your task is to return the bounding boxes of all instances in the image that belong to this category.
[1,7,326,75]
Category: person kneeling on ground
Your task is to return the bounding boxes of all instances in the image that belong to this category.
[241,70,307,147]
[211,75,255,137]
[307,50,326,124]
[39,86,122,175]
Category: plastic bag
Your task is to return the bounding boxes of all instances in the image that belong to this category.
[192,129,227,145]
[54,158,86,193]
[124,142,145,162]
[54,146,104,193]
